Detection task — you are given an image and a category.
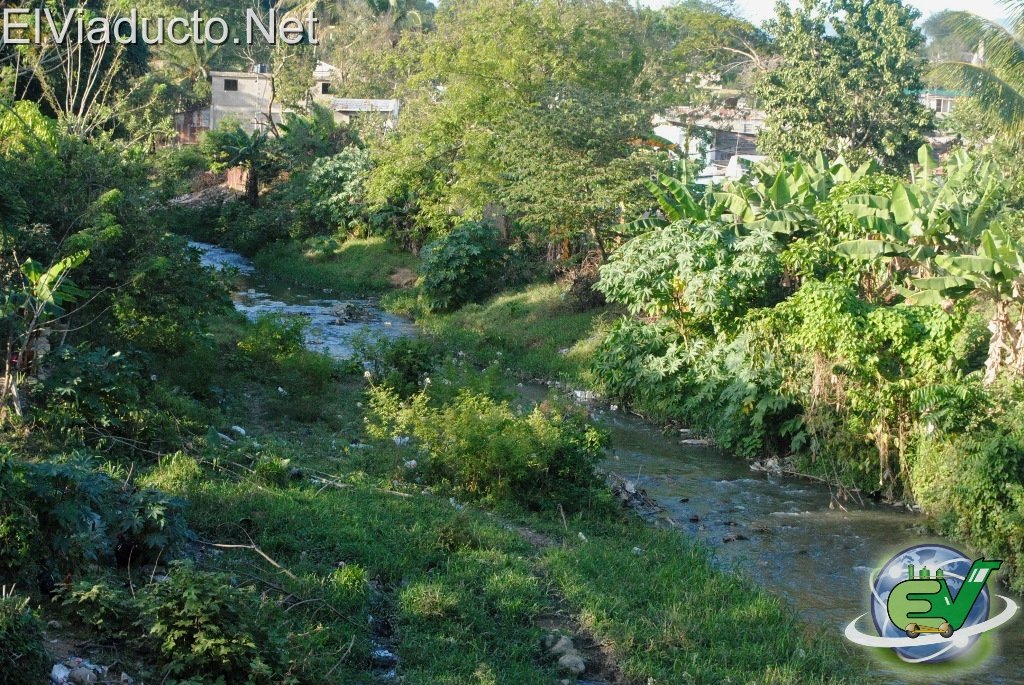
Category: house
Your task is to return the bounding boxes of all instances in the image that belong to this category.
[653,105,766,183]
[209,65,280,133]
[172,106,210,144]
[329,98,401,129]
[919,89,959,117]
[204,61,399,134]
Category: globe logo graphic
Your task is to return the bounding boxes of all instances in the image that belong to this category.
[870,544,989,663]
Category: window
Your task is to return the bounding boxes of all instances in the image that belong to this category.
[321,82,331,95]
[224,79,238,92]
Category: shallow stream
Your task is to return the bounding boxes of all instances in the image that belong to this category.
[193,241,1023,683]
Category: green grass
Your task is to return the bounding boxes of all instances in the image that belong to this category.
[144,466,557,684]
[136,336,871,685]
[8,277,873,684]
[543,524,865,684]
[137,405,870,685]
[256,237,607,384]
[254,238,419,295]
[408,283,611,386]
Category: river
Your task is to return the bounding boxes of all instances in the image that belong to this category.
[192,240,1024,684]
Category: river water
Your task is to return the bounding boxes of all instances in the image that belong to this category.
[192,241,1024,684]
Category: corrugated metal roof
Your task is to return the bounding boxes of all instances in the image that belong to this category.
[330,98,400,113]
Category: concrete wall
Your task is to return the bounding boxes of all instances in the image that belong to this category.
[210,72,281,133]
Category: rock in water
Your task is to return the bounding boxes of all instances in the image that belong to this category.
[69,668,97,685]
[549,635,575,656]
[557,653,586,675]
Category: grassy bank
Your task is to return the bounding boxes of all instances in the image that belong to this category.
[149,339,872,685]
[409,283,609,386]
[254,238,419,295]
[2,296,874,683]
[254,237,610,385]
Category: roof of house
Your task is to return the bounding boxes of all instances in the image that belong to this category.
[313,61,337,80]
[210,70,268,79]
[330,98,400,114]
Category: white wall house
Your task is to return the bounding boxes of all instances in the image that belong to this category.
[206,62,400,134]
[653,106,766,183]
[919,90,959,118]
[209,67,279,133]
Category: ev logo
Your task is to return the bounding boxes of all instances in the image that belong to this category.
[844,544,1018,663]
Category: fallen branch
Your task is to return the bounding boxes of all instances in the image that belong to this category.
[195,540,298,580]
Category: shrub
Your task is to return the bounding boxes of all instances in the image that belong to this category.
[215,200,294,256]
[596,219,783,334]
[367,387,607,510]
[0,591,49,684]
[138,562,294,684]
[419,222,506,311]
[114,487,189,566]
[912,396,1024,591]
[305,146,373,236]
[354,334,436,399]
[62,575,134,638]
[0,453,188,581]
[0,457,36,581]
[237,314,307,364]
[153,146,211,198]
[34,346,196,452]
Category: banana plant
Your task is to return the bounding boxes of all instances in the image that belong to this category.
[713,152,871,235]
[904,226,1024,384]
[836,146,1007,263]
[621,158,712,234]
[1,251,88,420]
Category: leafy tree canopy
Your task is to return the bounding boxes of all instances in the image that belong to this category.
[755,0,932,168]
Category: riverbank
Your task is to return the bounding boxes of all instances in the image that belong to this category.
[175,241,875,683]
[260,237,1024,599]
[251,239,605,386]
[240,236,1024,681]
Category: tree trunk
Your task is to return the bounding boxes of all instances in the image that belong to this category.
[246,167,259,207]
[984,301,1011,385]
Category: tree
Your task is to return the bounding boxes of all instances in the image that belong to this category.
[755,0,932,167]
[921,10,975,63]
[928,9,1024,132]
[642,0,770,99]
[834,147,1023,384]
[366,0,664,255]
[203,126,272,206]
[8,1,153,138]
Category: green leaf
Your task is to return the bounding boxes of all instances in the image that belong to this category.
[712,191,755,223]
[890,183,921,225]
[917,145,936,178]
[911,276,973,294]
[834,239,910,260]
[905,289,951,306]
[936,254,998,276]
[766,171,793,207]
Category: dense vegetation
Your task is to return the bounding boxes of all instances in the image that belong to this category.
[593,150,1024,589]
[3,0,1024,681]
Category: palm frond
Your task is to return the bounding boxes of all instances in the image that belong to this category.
[931,61,1024,130]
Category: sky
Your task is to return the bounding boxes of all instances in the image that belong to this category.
[639,0,1010,26]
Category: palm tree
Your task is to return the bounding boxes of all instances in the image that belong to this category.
[929,6,1024,131]
[208,127,271,206]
